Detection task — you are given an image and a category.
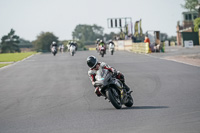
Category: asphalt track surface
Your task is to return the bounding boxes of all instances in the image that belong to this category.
[0,51,200,133]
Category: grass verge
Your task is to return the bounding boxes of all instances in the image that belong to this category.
[0,52,36,62]
[0,64,11,68]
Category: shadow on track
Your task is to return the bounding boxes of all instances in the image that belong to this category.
[99,106,169,111]
[122,106,169,110]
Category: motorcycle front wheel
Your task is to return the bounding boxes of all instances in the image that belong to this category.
[106,88,122,109]
[111,50,114,55]
[124,94,134,107]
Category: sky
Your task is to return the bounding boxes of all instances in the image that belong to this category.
[0,0,187,41]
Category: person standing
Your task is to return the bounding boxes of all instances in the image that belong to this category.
[144,35,151,53]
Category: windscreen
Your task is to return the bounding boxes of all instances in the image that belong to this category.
[95,68,108,81]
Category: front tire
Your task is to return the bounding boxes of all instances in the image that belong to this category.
[124,94,134,107]
[111,50,114,55]
[100,51,104,57]
[106,88,122,109]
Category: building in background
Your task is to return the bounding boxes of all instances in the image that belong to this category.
[176,11,199,46]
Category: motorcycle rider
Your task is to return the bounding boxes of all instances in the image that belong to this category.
[87,56,130,97]
[59,44,64,53]
[68,41,73,50]
[73,41,78,51]
[69,41,76,54]
[69,41,74,47]
[70,41,77,48]
[99,40,106,54]
[109,40,115,50]
[50,41,58,52]
[96,38,100,52]
[109,40,115,46]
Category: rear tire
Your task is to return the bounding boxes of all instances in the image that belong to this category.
[106,88,122,109]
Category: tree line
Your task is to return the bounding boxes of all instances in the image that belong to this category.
[0,25,117,53]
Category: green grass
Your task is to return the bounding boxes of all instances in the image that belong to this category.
[0,64,11,68]
[0,52,36,62]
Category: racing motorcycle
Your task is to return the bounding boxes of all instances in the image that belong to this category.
[70,45,76,56]
[94,68,133,109]
[51,46,57,56]
[99,46,105,57]
[109,43,115,55]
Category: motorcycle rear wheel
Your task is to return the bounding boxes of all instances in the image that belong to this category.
[106,88,122,109]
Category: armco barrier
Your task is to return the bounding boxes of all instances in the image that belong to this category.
[89,48,96,51]
[132,43,150,54]
[114,40,150,54]
[124,40,133,51]
[114,40,125,50]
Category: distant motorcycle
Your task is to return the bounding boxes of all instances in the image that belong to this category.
[51,46,57,56]
[109,43,115,55]
[70,45,76,56]
[99,46,105,57]
[94,68,133,109]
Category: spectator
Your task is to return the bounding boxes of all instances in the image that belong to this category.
[144,35,151,52]
[154,43,161,52]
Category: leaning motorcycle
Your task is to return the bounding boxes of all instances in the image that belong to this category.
[99,46,105,57]
[94,68,133,109]
[70,45,76,56]
[51,46,57,56]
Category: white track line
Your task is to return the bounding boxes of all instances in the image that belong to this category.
[146,54,200,68]
[0,54,36,70]
[161,58,200,68]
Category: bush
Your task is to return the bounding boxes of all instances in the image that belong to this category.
[194,18,200,32]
